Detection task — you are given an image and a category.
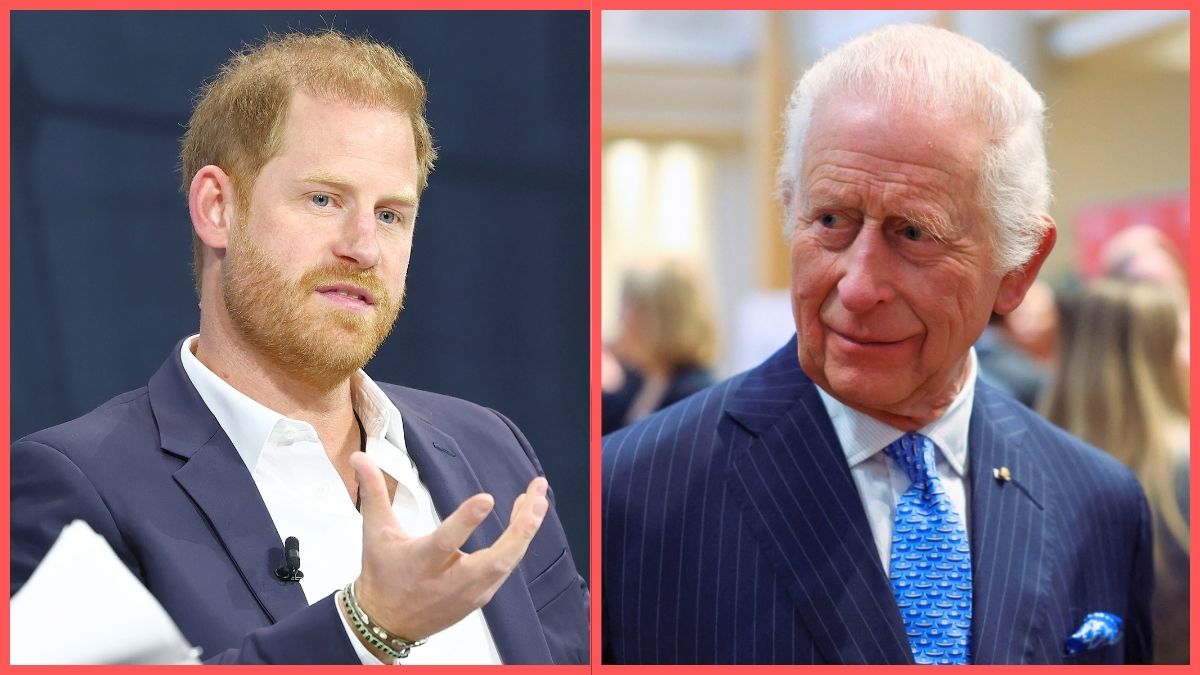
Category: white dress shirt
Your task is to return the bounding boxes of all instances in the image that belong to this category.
[180,336,502,665]
[815,349,978,572]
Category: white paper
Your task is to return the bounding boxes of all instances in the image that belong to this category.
[11,520,201,664]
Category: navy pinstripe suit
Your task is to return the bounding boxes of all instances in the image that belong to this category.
[602,337,1153,664]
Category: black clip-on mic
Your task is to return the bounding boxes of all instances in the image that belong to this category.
[275,536,304,582]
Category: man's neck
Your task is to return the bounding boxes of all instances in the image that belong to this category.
[193,309,360,463]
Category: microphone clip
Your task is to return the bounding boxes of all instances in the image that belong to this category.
[275,566,304,582]
[275,536,304,582]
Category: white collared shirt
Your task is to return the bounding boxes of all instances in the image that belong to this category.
[815,349,977,572]
[179,335,502,665]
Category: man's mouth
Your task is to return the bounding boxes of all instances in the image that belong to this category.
[315,284,377,310]
[829,328,908,347]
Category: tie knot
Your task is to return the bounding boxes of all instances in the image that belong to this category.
[884,432,937,487]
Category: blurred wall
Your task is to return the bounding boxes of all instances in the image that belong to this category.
[10,10,590,574]
[1042,24,1190,278]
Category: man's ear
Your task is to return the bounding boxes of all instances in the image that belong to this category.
[994,215,1057,315]
[189,165,238,254]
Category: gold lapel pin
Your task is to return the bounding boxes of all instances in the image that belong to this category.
[992,466,1012,483]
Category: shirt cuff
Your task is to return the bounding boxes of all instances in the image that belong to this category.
[336,591,387,665]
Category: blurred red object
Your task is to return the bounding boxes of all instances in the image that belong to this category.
[1076,192,1188,280]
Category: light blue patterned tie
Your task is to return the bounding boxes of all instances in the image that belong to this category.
[884,433,972,664]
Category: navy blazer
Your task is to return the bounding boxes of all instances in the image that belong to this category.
[12,342,589,664]
[602,337,1152,664]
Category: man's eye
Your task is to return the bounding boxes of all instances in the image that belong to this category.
[901,224,924,241]
[310,193,332,207]
[377,210,399,225]
[817,213,841,228]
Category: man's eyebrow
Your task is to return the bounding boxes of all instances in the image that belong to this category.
[298,171,419,207]
[799,191,846,214]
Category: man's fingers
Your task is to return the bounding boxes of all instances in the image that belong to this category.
[473,477,549,576]
[509,493,526,523]
[429,493,495,556]
[522,476,549,515]
[351,452,399,531]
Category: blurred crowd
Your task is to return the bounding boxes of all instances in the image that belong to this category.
[603,224,1190,663]
[601,260,717,435]
[1037,226,1190,665]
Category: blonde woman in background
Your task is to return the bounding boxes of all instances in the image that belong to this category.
[1040,280,1190,664]
[602,260,718,435]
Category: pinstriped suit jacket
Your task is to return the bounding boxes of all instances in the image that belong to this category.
[602,337,1153,664]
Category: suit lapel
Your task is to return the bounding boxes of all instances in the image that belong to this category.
[388,393,553,665]
[967,382,1051,664]
[724,339,913,664]
[149,344,553,662]
[148,345,307,624]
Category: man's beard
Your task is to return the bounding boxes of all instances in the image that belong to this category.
[222,234,403,390]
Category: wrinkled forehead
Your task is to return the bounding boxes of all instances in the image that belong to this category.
[807,88,986,162]
[801,94,988,195]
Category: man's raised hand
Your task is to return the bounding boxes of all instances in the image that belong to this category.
[349,451,549,645]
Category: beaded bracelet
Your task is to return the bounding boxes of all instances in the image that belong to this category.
[341,582,427,662]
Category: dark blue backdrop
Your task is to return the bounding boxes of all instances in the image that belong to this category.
[10,11,590,575]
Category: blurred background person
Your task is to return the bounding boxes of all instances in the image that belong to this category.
[976,279,1059,407]
[1100,223,1191,381]
[602,260,717,434]
[1101,223,1189,289]
[1040,279,1190,664]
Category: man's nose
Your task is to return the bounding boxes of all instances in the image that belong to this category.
[332,209,381,269]
[836,228,896,312]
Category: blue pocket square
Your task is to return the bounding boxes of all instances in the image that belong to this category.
[1065,612,1123,655]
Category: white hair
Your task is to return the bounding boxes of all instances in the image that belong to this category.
[776,23,1051,273]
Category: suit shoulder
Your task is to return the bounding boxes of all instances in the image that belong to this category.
[978,382,1143,499]
[373,381,505,425]
[602,372,746,475]
[15,386,153,462]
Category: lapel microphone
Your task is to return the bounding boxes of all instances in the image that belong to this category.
[275,536,304,582]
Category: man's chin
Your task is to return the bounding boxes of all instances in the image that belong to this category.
[285,349,375,389]
[313,303,399,340]
[311,329,386,366]
[262,329,387,389]
[811,364,911,411]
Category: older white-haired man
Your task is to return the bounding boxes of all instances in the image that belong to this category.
[603,23,1152,665]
